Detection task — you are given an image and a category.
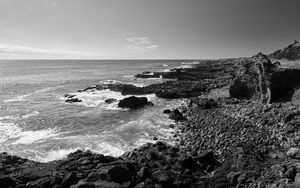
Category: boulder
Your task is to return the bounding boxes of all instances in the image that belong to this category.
[189,98,218,109]
[229,53,275,103]
[152,171,173,187]
[0,176,16,188]
[197,151,219,165]
[169,109,186,121]
[286,147,300,158]
[163,109,171,114]
[229,53,300,103]
[65,98,82,103]
[283,166,297,179]
[61,171,78,188]
[292,88,300,104]
[89,162,135,184]
[118,96,152,109]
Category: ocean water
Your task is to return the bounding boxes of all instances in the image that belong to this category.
[0,60,188,162]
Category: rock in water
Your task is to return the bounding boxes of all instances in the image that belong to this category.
[118,96,152,109]
[65,98,82,103]
[105,98,117,104]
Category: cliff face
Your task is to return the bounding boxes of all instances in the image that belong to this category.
[229,53,300,103]
[269,40,300,60]
[229,53,275,103]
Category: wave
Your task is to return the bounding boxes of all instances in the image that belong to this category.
[163,69,172,72]
[0,115,17,120]
[4,93,32,102]
[4,87,53,103]
[175,65,193,69]
[0,122,22,143]
[181,61,199,65]
[27,141,126,162]
[30,148,81,163]
[22,111,40,119]
[99,80,121,85]
[162,64,168,67]
[91,142,126,157]
[0,120,61,145]
[12,127,61,145]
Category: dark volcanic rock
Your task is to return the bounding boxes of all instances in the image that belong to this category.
[229,53,300,103]
[104,98,117,104]
[0,176,16,188]
[169,109,186,121]
[270,68,300,102]
[135,72,161,78]
[118,96,152,109]
[292,88,300,103]
[269,40,300,60]
[62,171,78,188]
[96,84,145,95]
[189,98,218,109]
[229,53,275,103]
[163,109,171,114]
[65,98,82,103]
[63,94,76,98]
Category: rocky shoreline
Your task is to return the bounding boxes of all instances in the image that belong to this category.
[1,49,300,187]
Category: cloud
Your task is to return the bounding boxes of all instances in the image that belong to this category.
[126,37,158,53]
[44,0,58,6]
[0,43,97,57]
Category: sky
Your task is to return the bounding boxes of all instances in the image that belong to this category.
[0,0,300,59]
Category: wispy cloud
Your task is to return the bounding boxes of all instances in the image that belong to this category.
[126,37,158,53]
[44,0,58,6]
[0,43,97,57]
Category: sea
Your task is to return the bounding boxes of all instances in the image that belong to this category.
[0,60,197,162]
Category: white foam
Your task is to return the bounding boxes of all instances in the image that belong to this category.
[162,64,168,67]
[163,69,172,72]
[181,61,199,65]
[91,142,126,157]
[99,80,121,85]
[0,115,17,120]
[31,148,81,163]
[12,127,61,145]
[0,122,22,143]
[62,89,156,109]
[22,111,40,119]
[135,137,155,146]
[175,65,193,69]
[4,93,32,102]
[4,87,53,103]
[30,141,126,162]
